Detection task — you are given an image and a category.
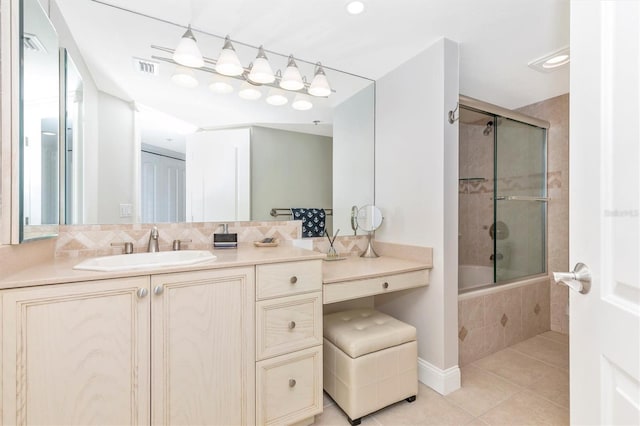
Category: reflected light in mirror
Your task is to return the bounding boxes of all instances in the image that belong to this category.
[209,76,234,94]
[238,82,262,100]
[265,88,288,106]
[172,25,204,68]
[248,46,275,84]
[171,65,198,88]
[215,36,244,76]
[280,56,305,91]
[292,93,313,110]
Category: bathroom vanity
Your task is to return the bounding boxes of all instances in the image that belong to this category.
[0,243,431,425]
[0,246,324,426]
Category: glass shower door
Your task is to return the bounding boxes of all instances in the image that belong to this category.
[494,117,547,282]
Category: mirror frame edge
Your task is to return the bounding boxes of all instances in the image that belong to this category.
[1,0,21,244]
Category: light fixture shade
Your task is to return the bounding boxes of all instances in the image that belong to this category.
[173,26,204,68]
[171,65,198,88]
[248,46,275,84]
[292,93,313,110]
[238,81,262,100]
[209,76,234,94]
[279,55,305,91]
[215,36,244,76]
[308,63,331,97]
[265,88,288,106]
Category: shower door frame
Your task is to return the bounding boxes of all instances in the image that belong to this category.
[459,95,551,289]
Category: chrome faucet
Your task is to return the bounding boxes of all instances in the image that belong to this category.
[147,226,160,252]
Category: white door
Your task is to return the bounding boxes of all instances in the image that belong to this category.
[569,1,640,425]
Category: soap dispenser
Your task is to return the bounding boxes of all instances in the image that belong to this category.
[213,223,238,248]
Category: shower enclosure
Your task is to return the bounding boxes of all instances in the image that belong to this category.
[458,97,548,292]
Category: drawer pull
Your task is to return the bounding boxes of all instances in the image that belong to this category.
[290,276,298,284]
[382,282,389,289]
[288,321,296,330]
[137,288,149,298]
[289,379,296,388]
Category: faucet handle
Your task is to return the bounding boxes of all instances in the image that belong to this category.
[111,242,134,254]
[172,239,192,251]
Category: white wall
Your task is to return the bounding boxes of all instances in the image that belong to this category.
[96,92,136,223]
[374,38,460,394]
[333,84,375,236]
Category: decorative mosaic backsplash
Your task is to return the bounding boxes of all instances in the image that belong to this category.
[55,220,371,259]
[458,171,562,195]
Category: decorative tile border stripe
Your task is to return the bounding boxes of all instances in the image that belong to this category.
[459,171,562,195]
[311,235,369,256]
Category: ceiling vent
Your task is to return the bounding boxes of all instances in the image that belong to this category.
[133,57,160,76]
[23,33,47,53]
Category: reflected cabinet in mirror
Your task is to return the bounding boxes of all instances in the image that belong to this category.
[15,0,376,242]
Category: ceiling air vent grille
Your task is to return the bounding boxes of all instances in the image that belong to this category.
[23,33,47,53]
[133,58,160,76]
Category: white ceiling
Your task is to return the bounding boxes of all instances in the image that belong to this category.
[52,0,569,135]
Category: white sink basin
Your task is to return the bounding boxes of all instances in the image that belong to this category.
[73,250,217,272]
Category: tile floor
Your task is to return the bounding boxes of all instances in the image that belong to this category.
[315,331,569,426]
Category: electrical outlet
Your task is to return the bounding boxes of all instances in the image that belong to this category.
[119,203,132,218]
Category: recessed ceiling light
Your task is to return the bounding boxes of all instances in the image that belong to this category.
[346,1,365,15]
[528,47,570,73]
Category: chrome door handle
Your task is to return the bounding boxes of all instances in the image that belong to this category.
[137,288,149,298]
[154,285,164,295]
[553,262,591,294]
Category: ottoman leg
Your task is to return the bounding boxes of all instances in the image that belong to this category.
[348,416,362,426]
[406,395,417,403]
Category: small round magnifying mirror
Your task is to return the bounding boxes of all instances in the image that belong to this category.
[356,205,383,258]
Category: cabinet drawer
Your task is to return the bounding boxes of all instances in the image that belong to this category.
[256,346,322,426]
[256,292,322,360]
[256,260,322,300]
[323,269,429,304]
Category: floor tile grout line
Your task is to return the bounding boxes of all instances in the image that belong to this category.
[507,345,569,371]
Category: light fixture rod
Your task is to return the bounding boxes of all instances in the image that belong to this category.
[151,44,336,93]
[151,53,336,94]
[90,0,374,82]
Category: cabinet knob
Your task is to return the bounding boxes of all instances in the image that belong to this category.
[289,379,296,388]
[290,276,298,284]
[154,285,164,295]
[137,288,149,298]
[382,282,389,289]
[288,321,296,330]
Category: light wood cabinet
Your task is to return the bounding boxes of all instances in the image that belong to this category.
[255,260,323,425]
[151,267,255,426]
[1,276,151,426]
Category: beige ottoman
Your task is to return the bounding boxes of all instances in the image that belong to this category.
[323,309,418,425]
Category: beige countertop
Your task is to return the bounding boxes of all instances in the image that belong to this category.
[0,245,325,290]
[322,255,432,284]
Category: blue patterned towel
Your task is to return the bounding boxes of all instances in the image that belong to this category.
[291,208,326,238]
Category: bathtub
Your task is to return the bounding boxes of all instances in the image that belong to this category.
[458,264,493,291]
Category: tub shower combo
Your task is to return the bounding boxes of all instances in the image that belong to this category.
[457,96,548,293]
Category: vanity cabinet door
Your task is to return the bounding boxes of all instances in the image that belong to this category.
[151,267,256,426]
[1,276,151,426]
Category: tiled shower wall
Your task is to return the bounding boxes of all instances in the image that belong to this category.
[458,94,570,365]
[517,94,570,334]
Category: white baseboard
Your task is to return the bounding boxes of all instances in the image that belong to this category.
[417,357,461,395]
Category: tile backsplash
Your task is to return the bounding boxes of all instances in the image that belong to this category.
[54,221,371,258]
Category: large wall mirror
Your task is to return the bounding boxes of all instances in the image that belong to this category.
[17,0,375,242]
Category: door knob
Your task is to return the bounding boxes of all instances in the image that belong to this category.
[553,262,591,294]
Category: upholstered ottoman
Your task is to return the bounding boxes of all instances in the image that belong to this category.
[323,309,418,425]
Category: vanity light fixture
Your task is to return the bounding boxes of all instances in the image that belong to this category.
[279,55,305,91]
[346,1,365,15]
[292,93,313,111]
[171,65,199,88]
[172,25,204,68]
[238,81,262,100]
[265,88,289,106]
[248,46,276,84]
[209,75,234,94]
[528,47,570,73]
[215,36,244,76]
[308,62,331,97]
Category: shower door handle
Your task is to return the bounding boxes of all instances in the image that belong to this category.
[553,263,591,294]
